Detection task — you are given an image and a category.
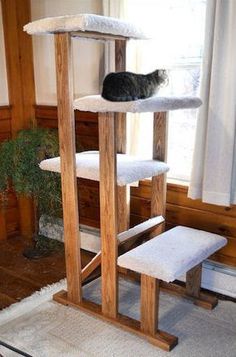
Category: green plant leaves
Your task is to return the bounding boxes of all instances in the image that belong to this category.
[0,128,62,216]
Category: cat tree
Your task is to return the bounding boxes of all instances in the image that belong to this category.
[24,14,226,351]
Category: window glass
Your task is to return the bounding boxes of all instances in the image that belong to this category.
[125,0,206,181]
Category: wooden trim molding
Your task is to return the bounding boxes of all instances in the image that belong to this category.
[1,0,35,135]
[1,0,36,240]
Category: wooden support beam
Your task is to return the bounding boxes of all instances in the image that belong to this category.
[115,39,130,233]
[54,290,178,352]
[186,263,202,298]
[141,274,159,336]
[160,280,218,310]
[81,252,101,282]
[54,33,82,304]
[118,215,164,245]
[99,112,118,318]
[71,31,128,41]
[151,112,168,236]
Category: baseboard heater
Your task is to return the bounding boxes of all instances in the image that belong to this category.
[39,215,236,298]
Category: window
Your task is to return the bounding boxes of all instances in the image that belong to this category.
[125,0,206,182]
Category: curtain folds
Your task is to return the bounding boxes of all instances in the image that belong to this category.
[188,0,236,206]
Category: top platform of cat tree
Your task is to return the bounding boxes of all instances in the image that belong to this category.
[73,95,202,113]
[23,13,147,40]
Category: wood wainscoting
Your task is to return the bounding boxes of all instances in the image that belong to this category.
[34,105,236,268]
[1,104,235,267]
[0,106,21,239]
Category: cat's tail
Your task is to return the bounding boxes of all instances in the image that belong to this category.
[148,69,168,87]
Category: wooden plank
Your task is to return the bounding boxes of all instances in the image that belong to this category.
[15,0,35,127]
[186,264,202,298]
[81,251,101,282]
[99,112,118,318]
[71,30,128,41]
[211,252,236,267]
[54,33,82,304]
[115,39,129,233]
[0,209,7,240]
[153,112,168,162]
[35,105,98,122]
[0,292,16,309]
[131,196,150,217]
[0,268,39,302]
[117,185,130,232]
[151,112,168,236]
[0,119,11,132]
[213,236,236,258]
[118,216,164,245]
[160,281,218,310]
[141,274,159,335]
[0,106,11,120]
[167,183,236,218]
[54,290,178,352]
[0,132,11,142]
[166,203,236,237]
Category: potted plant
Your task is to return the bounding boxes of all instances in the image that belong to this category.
[0,128,62,258]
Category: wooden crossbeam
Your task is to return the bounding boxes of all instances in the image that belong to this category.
[54,290,178,352]
[71,30,129,41]
[81,252,101,282]
[118,216,164,245]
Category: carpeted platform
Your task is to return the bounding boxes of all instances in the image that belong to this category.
[0,278,235,357]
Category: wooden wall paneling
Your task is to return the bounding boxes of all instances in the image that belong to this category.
[34,105,236,267]
[35,105,99,151]
[167,183,236,218]
[5,206,20,236]
[0,195,7,240]
[0,106,11,142]
[166,203,236,237]
[1,0,36,240]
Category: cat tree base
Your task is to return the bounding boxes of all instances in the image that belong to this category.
[53,289,178,352]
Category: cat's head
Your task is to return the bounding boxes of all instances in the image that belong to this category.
[151,69,168,87]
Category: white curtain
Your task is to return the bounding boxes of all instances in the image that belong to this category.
[188,0,236,207]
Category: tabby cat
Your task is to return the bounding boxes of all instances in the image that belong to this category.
[102,69,168,102]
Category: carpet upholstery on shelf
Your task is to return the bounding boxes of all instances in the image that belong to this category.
[73,94,202,113]
[23,13,147,39]
[39,151,169,186]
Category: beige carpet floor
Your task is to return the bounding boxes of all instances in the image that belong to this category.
[0,278,235,357]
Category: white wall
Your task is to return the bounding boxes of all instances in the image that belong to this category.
[0,2,9,105]
[31,0,104,104]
